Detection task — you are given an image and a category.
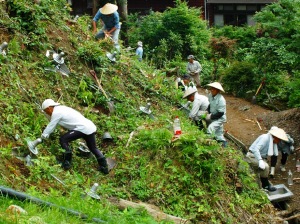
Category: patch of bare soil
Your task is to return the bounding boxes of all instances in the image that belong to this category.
[199,88,300,220]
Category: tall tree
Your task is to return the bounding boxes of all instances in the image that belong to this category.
[116,0,127,21]
[116,0,128,44]
[253,0,300,73]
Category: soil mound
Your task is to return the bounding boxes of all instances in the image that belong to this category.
[260,108,300,147]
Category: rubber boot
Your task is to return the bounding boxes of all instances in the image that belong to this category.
[217,140,228,148]
[97,157,109,175]
[62,152,72,170]
[195,120,204,130]
[260,177,277,192]
[222,141,228,148]
[269,167,275,178]
[280,165,286,172]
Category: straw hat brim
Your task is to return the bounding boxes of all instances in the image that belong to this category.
[100,3,118,15]
[183,88,197,98]
[207,82,225,92]
[269,128,288,141]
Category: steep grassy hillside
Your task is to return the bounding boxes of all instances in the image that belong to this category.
[0,1,277,223]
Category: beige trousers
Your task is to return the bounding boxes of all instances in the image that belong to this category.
[245,152,269,178]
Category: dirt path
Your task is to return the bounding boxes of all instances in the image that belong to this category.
[199,88,300,214]
[224,94,271,147]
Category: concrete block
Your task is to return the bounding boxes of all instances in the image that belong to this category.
[266,184,293,202]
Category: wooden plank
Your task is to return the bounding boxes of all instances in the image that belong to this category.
[255,119,262,130]
[108,197,189,223]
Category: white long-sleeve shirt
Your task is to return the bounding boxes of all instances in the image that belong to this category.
[189,93,209,120]
[187,60,202,74]
[42,105,96,138]
[249,133,275,160]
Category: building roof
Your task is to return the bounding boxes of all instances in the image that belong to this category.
[207,0,275,3]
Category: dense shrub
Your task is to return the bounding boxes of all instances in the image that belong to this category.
[288,71,300,108]
[210,0,300,107]
[253,0,300,73]
[212,25,257,49]
[221,61,256,97]
[127,0,210,68]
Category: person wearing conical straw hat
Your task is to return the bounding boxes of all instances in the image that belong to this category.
[269,132,294,177]
[92,3,121,51]
[182,87,209,129]
[245,126,288,191]
[205,82,227,147]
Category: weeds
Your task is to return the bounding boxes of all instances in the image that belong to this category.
[0,1,274,223]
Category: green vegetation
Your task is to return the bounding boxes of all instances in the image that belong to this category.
[212,0,300,108]
[127,0,300,109]
[127,0,210,68]
[0,0,296,223]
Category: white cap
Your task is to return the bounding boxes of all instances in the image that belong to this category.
[137,41,143,47]
[100,3,118,15]
[183,87,197,98]
[42,99,60,110]
[207,82,225,92]
[269,127,288,141]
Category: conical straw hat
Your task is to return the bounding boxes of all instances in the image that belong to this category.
[183,87,197,98]
[269,127,288,141]
[207,82,225,92]
[100,3,118,15]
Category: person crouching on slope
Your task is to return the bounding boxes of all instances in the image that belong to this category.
[205,82,227,147]
[92,3,121,51]
[246,126,288,191]
[182,87,209,130]
[41,99,109,174]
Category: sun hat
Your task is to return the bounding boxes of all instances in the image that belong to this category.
[137,41,143,47]
[42,99,60,110]
[207,82,225,92]
[100,3,118,15]
[269,127,288,141]
[187,55,194,60]
[183,86,197,98]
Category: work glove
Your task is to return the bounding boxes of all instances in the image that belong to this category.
[198,111,208,120]
[290,145,295,153]
[197,110,208,120]
[205,114,212,122]
[258,160,266,170]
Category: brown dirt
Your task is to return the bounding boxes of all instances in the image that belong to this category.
[199,88,300,216]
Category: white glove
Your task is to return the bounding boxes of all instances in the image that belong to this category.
[290,145,295,153]
[258,160,265,170]
[205,114,212,122]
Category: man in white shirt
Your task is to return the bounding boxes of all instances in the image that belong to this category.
[186,55,202,88]
[182,87,209,128]
[41,99,108,174]
[246,127,288,191]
